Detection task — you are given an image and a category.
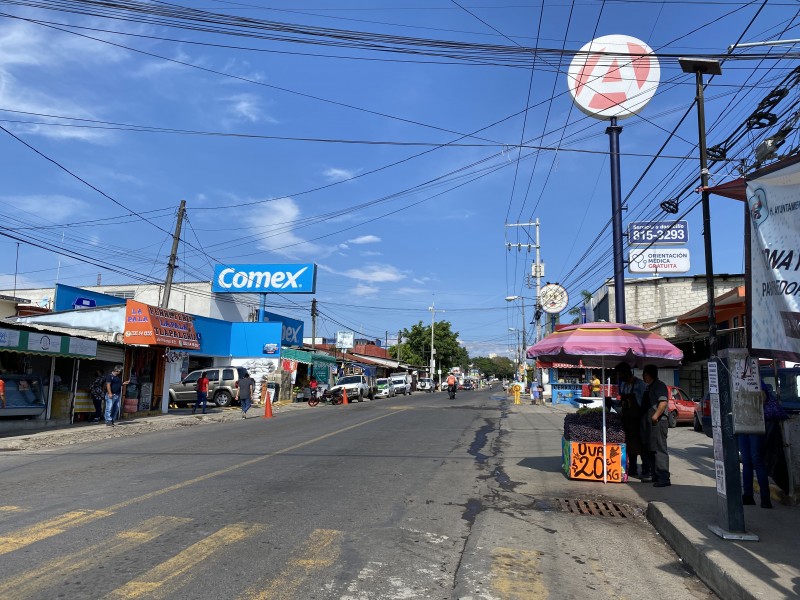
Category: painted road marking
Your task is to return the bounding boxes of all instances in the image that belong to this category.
[0,516,189,600]
[0,509,111,556]
[491,547,547,599]
[239,529,342,600]
[105,523,264,599]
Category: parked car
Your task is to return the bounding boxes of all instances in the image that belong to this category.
[461,380,475,391]
[417,377,434,392]
[329,374,373,402]
[390,375,410,396]
[169,367,249,408]
[375,378,395,399]
[695,393,712,437]
[665,385,698,428]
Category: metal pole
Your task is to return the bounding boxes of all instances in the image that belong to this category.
[689,65,746,536]
[606,117,626,324]
[535,219,541,343]
[521,298,527,385]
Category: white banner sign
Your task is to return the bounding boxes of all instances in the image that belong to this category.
[628,248,690,273]
[27,332,61,353]
[335,330,354,350]
[747,159,800,360]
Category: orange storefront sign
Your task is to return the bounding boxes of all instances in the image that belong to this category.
[123,300,200,350]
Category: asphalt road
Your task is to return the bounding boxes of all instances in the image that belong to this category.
[0,388,714,599]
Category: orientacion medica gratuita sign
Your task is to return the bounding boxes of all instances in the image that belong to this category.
[628,248,690,274]
[212,264,317,294]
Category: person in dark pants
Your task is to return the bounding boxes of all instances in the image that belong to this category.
[739,381,785,509]
[193,371,209,414]
[89,368,105,423]
[616,363,649,480]
[236,371,255,418]
[642,364,670,487]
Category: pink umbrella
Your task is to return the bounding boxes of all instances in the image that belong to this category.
[527,322,682,484]
[526,322,683,368]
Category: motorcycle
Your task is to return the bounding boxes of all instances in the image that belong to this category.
[307,387,320,407]
[448,384,456,400]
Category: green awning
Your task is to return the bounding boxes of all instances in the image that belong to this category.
[282,347,336,365]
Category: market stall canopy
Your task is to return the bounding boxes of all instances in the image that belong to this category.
[526,322,683,368]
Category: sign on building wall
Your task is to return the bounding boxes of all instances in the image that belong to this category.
[212,264,317,294]
[628,248,690,273]
[123,300,200,350]
[747,160,800,361]
[263,311,304,347]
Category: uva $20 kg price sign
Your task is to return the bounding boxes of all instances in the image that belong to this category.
[562,439,628,483]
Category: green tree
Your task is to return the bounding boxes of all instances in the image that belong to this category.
[568,290,594,324]
[472,356,515,379]
[390,320,468,372]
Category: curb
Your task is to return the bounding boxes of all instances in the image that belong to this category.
[646,502,763,600]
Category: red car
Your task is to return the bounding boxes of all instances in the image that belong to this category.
[665,386,698,428]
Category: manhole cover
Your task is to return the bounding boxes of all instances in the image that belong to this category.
[554,498,637,518]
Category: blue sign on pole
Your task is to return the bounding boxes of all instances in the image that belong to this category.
[212,264,317,294]
[628,221,689,245]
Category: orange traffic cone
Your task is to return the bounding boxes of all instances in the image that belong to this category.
[342,388,348,405]
[263,389,274,419]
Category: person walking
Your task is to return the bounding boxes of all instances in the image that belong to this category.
[236,371,255,418]
[104,365,129,427]
[531,379,540,405]
[615,363,649,480]
[89,368,105,423]
[193,371,209,414]
[642,364,670,487]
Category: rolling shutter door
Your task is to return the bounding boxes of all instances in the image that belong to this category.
[95,344,125,363]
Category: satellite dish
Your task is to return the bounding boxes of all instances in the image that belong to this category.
[39,297,49,308]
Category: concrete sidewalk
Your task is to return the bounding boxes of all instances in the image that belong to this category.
[506,401,800,600]
[0,401,310,451]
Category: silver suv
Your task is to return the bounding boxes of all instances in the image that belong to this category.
[169,367,249,408]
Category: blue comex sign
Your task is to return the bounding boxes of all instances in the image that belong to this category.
[628,220,688,245]
[212,264,317,294]
[263,311,304,346]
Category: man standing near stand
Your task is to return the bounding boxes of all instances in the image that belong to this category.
[104,365,130,427]
[642,364,671,487]
[615,363,649,480]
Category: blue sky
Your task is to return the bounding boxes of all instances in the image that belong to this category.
[0,0,797,358]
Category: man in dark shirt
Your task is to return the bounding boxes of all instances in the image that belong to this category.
[236,371,255,419]
[104,365,129,427]
[642,364,670,487]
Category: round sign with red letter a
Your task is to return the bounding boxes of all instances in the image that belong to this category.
[567,34,660,120]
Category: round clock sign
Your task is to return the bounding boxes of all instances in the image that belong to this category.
[539,284,569,314]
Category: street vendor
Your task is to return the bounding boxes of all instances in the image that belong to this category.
[615,363,650,481]
[590,373,602,397]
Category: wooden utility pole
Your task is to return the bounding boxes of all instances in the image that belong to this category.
[311,298,317,349]
[161,200,186,309]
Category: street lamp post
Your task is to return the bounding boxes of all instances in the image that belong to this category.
[679,57,747,538]
[429,303,443,389]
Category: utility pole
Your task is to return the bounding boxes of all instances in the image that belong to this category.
[428,302,441,387]
[311,298,317,349]
[397,330,402,363]
[161,200,186,309]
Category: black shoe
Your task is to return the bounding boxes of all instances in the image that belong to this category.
[761,497,773,509]
[653,481,671,488]
[742,494,756,506]
[640,476,653,483]
[192,409,196,414]
[106,422,115,427]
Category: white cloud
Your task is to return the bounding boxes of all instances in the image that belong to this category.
[396,287,426,295]
[0,195,89,223]
[353,283,378,296]
[349,235,380,245]
[362,250,382,257]
[222,93,275,124]
[341,264,405,283]
[247,197,321,258]
[323,167,358,182]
